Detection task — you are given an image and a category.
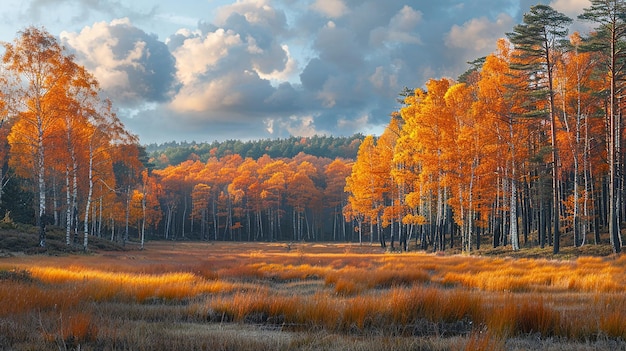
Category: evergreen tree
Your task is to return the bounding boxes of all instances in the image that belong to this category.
[507,4,572,253]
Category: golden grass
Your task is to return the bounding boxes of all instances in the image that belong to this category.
[1,241,626,349]
[485,296,561,337]
[27,266,240,302]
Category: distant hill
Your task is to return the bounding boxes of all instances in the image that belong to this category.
[146,134,364,168]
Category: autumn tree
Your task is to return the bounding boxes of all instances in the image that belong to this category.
[473,40,531,250]
[345,135,386,246]
[258,160,289,241]
[444,82,484,252]
[112,143,145,244]
[228,158,260,240]
[376,117,403,250]
[77,99,138,250]
[324,158,352,241]
[154,160,192,239]
[54,64,99,246]
[397,79,459,251]
[0,75,10,208]
[286,162,320,241]
[2,27,142,250]
[216,154,243,240]
[2,27,80,247]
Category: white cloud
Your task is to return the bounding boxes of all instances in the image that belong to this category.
[283,115,323,137]
[61,19,134,91]
[310,0,348,18]
[214,0,285,32]
[445,13,514,52]
[172,28,242,85]
[264,118,274,134]
[391,5,422,31]
[60,18,177,107]
[169,76,237,113]
[550,0,591,18]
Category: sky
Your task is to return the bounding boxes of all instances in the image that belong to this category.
[0,0,593,144]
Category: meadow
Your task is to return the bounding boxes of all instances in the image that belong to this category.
[1,240,626,350]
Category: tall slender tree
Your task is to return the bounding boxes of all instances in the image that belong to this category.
[507,4,572,253]
[3,27,77,247]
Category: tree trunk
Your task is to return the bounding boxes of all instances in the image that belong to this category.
[37,132,46,247]
[83,144,94,251]
[65,166,72,246]
[141,188,146,250]
[125,185,131,245]
[509,121,520,251]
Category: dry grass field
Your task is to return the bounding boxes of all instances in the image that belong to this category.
[1,239,626,350]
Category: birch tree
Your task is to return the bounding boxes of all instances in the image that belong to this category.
[3,27,76,247]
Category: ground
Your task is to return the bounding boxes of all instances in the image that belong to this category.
[0,226,625,350]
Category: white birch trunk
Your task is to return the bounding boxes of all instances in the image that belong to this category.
[37,129,46,247]
[65,166,72,245]
[141,187,146,250]
[125,185,130,244]
[509,122,519,251]
[83,144,94,251]
[510,178,519,251]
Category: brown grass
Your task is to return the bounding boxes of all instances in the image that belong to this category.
[1,241,626,350]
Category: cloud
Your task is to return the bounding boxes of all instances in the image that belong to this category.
[168,68,275,116]
[549,0,590,18]
[280,115,323,137]
[314,20,363,70]
[445,13,514,52]
[391,5,423,32]
[166,0,295,118]
[60,18,176,108]
[172,28,242,86]
[28,0,593,144]
[214,0,287,35]
[310,0,349,19]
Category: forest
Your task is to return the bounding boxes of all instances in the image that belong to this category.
[345,2,626,254]
[1,2,626,255]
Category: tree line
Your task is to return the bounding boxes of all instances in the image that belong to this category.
[151,153,354,242]
[146,135,363,169]
[345,1,626,254]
